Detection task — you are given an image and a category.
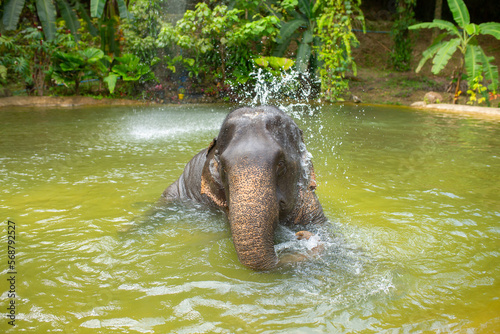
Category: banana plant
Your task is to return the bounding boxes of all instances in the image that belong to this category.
[90,0,133,56]
[275,0,322,73]
[2,0,80,40]
[90,0,131,20]
[409,0,500,102]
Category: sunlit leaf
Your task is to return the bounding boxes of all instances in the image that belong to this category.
[464,23,480,36]
[254,57,270,68]
[269,57,294,71]
[104,73,119,94]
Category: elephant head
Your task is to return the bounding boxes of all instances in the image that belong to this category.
[200,106,324,270]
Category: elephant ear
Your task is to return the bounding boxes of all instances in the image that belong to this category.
[201,140,227,208]
[308,162,317,191]
[206,138,217,156]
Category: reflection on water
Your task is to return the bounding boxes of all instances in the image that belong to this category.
[0,104,499,333]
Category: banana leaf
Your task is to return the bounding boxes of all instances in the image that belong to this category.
[279,18,306,41]
[409,19,459,37]
[477,47,499,91]
[36,0,57,40]
[415,34,447,72]
[90,0,106,18]
[57,0,80,38]
[431,38,460,75]
[447,0,469,28]
[3,0,26,30]
[296,38,311,73]
[465,45,482,84]
[116,0,132,20]
[479,22,500,40]
[298,0,311,20]
[74,1,98,36]
[465,23,480,36]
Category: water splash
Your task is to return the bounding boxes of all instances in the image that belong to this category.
[236,68,322,117]
[123,107,225,141]
[234,68,328,173]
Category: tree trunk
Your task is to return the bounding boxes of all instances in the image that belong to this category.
[434,0,443,20]
[75,76,80,96]
[432,0,443,39]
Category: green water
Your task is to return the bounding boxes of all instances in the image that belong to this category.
[1,104,499,333]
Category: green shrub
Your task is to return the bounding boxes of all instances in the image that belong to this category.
[316,0,365,101]
[104,54,157,95]
[52,47,109,95]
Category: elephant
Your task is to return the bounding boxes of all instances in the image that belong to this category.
[161,105,327,270]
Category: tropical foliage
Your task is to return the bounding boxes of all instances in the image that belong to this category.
[316,0,365,101]
[2,0,80,40]
[120,0,162,63]
[1,0,499,105]
[1,24,78,95]
[409,0,500,102]
[104,53,156,94]
[52,47,108,95]
[391,0,416,71]
[169,2,280,86]
[275,0,321,73]
[0,0,368,101]
[1,0,131,56]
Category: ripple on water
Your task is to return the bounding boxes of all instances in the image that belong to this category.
[2,105,499,333]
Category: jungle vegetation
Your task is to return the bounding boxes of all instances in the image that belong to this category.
[0,0,498,105]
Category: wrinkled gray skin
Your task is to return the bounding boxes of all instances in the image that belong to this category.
[161,106,326,270]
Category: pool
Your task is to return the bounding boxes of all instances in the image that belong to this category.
[1,103,499,333]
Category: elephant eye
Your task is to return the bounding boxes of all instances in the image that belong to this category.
[277,160,287,176]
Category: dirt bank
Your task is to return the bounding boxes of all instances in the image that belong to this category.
[349,22,500,109]
[0,96,148,108]
[410,102,500,119]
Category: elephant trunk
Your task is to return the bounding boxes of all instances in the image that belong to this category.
[227,166,279,270]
